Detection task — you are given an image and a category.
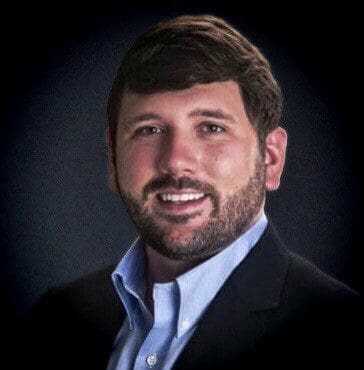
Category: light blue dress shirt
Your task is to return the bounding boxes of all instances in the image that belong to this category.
[107,212,268,370]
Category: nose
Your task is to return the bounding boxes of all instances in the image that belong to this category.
[157,130,199,177]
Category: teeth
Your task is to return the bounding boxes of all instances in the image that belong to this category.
[160,193,204,202]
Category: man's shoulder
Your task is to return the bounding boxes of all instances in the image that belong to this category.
[241,243,362,367]
[51,264,116,297]
[28,264,124,332]
[284,250,359,303]
[34,264,120,315]
[27,264,124,370]
[271,248,362,335]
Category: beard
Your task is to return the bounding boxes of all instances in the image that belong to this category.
[118,154,266,261]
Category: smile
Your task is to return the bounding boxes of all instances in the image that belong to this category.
[158,193,205,202]
[155,191,209,216]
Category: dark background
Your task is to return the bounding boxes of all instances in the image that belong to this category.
[1,1,362,343]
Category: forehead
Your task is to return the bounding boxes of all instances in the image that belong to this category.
[118,80,249,122]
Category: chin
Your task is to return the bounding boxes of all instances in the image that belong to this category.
[161,218,208,238]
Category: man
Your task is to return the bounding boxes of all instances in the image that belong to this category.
[29,15,360,369]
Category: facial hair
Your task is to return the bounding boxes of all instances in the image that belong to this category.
[118,154,266,261]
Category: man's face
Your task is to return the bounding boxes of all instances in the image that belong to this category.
[110,80,267,261]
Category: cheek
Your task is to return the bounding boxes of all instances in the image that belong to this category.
[204,140,255,189]
[117,144,156,193]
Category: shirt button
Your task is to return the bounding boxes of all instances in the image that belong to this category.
[181,320,190,330]
[146,354,157,367]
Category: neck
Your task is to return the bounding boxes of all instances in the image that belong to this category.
[145,245,204,283]
[144,246,206,313]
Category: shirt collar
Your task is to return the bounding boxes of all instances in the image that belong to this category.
[112,238,146,330]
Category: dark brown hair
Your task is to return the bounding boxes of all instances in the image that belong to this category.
[107,15,282,152]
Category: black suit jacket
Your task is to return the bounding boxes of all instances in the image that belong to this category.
[28,222,361,369]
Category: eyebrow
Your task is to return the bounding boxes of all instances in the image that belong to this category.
[123,108,236,126]
[124,113,163,127]
[188,108,236,123]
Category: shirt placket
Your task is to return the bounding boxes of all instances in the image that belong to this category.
[133,282,177,369]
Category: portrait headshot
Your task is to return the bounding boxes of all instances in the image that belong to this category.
[1,3,362,369]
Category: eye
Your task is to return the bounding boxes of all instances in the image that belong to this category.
[200,123,226,134]
[135,126,164,136]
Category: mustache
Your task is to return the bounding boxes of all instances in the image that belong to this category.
[142,175,218,201]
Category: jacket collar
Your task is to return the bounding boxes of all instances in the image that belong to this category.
[173,220,290,369]
[231,218,290,311]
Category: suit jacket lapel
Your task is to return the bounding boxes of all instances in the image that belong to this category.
[173,221,290,369]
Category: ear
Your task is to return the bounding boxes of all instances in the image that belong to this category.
[106,128,118,193]
[264,127,288,191]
